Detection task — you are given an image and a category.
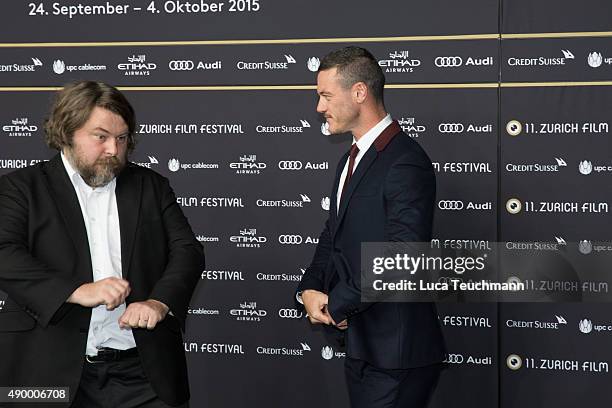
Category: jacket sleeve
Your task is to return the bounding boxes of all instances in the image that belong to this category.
[0,175,83,328]
[383,154,435,243]
[296,217,332,296]
[148,176,205,330]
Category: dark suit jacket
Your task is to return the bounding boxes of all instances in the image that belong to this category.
[0,154,205,407]
[298,121,446,369]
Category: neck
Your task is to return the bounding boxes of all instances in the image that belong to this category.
[352,106,388,141]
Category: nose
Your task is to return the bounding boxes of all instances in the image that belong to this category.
[316,96,326,114]
[104,137,118,156]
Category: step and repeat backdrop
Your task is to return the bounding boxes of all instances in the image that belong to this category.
[1,0,611,407]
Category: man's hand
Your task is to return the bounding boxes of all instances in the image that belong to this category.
[118,299,169,330]
[302,289,333,325]
[67,277,130,310]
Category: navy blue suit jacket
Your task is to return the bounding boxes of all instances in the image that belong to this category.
[298,121,446,369]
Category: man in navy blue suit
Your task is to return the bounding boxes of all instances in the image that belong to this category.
[297,47,446,408]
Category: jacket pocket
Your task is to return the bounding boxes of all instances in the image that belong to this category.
[0,310,36,332]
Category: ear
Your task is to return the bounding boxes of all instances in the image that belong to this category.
[352,82,368,104]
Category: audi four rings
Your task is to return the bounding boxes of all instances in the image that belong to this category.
[438,123,465,133]
[438,200,464,210]
[169,60,195,70]
[445,354,464,364]
[435,56,463,67]
[277,161,303,170]
[278,235,303,244]
[278,309,303,318]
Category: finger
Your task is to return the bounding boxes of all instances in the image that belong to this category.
[138,317,149,328]
[146,316,158,330]
[308,309,325,322]
[321,306,334,325]
[118,289,130,305]
[119,307,134,327]
[103,286,122,307]
[117,281,131,297]
[119,319,130,329]
[115,278,130,288]
[109,281,130,299]
[128,312,141,328]
[308,316,323,324]
[312,311,331,325]
[120,312,135,328]
[106,300,120,311]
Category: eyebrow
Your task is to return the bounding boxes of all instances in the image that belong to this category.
[92,127,129,136]
[92,127,111,134]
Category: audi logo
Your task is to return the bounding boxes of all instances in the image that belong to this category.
[278,235,303,245]
[435,56,463,67]
[278,161,303,170]
[444,354,464,364]
[438,123,465,133]
[278,309,303,318]
[169,60,195,71]
[438,200,464,210]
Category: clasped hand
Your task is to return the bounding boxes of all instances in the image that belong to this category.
[301,289,347,330]
[68,277,169,329]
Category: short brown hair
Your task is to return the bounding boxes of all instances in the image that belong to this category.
[44,81,136,152]
[319,46,385,104]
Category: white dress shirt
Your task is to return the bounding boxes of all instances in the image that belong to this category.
[336,114,392,213]
[61,153,136,356]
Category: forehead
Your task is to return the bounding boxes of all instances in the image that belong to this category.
[81,106,128,133]
[317,67,341,93]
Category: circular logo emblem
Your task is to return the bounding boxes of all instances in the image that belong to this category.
[506,120,522,136]
[278,235,303,245]
[506,276,522,291]
[438,123,465,133]
[169,60,195,71]
[435,56,463,67]
[277,161,303,170]
[506,198,522,214]
[506,354,522,370]
[438,200,464,210]
[278,309,303,319]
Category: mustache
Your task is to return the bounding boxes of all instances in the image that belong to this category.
[95,156,122,165]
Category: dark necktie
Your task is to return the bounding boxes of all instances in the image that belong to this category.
[340,143,360,203]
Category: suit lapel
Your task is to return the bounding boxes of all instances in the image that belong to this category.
[334,147,378,236]
[115,165,142,280]
[333,120,402,238]
[43,154,92,278]
[330,151,348,230]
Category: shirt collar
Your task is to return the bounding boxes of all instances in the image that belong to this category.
[353,114,392,153]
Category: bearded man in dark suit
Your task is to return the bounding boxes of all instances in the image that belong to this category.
[0,81,204,407]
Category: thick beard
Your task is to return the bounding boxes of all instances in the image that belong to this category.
[66,148,126,188]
